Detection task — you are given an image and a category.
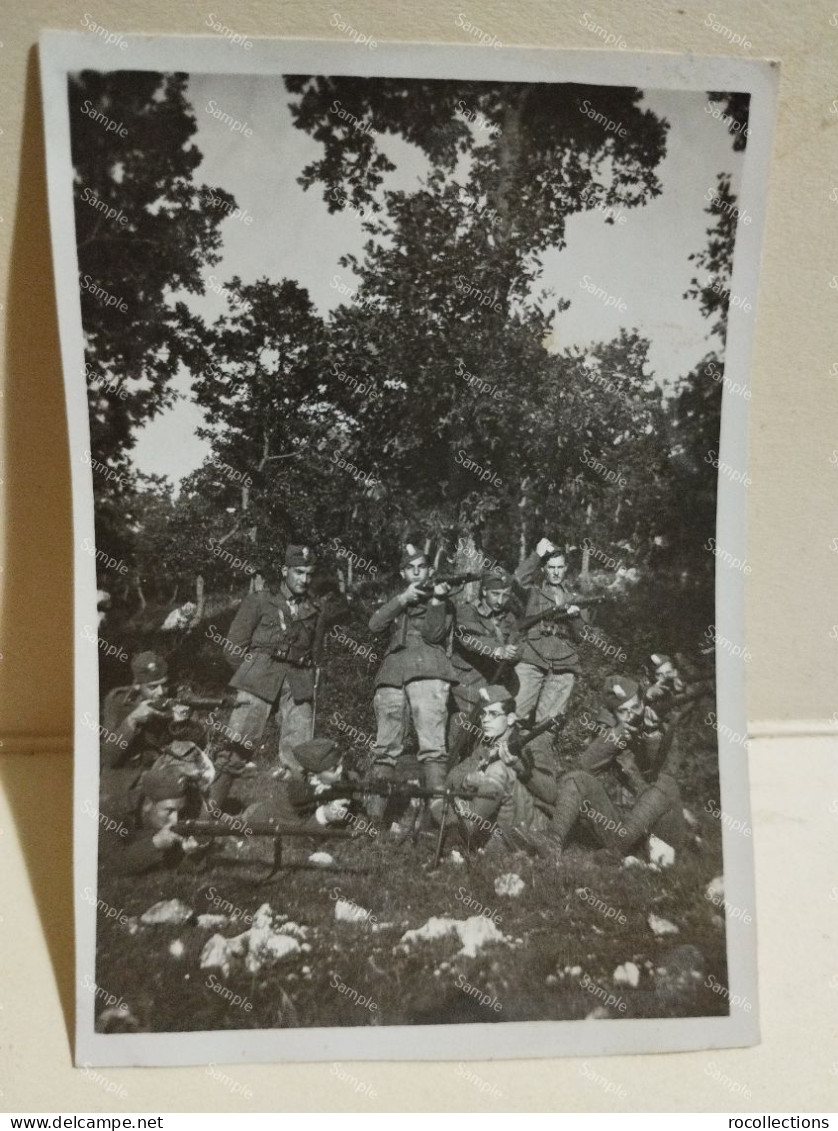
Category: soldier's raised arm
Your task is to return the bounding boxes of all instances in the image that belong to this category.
[368,590,410,633]
[514,536,556,588]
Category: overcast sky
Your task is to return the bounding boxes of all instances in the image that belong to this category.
[130,74,745,488]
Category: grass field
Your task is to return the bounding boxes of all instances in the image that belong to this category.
[93,574,730,1032]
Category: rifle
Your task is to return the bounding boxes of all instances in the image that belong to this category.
[508,709,568,756]
[174,819,355,883]
[315,780,486,869]
[396,571,479,651]
[148,695,228,717]
[514,593,606,636]
[493,594,607,692]
[449,598,602,766]
[176,783,482,874]
[414,570,482,595]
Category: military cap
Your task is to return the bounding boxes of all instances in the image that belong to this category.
[285,544,315,567]
[140,764,188,801]
[400,542,427,568]
[162,740,202,765]
[479,685,515,709]
[602,675,640,708]
[482,566,513,589]
[650,652,673,670]
[543,545,567,562]
[131,651,168,685]
[293,738,341,772]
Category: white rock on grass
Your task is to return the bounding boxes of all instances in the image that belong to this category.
[494,873,525,897]
[335,899,374,925]
[199,903,301,978]
[278,921,308,940]
[648,913,679,937]
[196,914,229,930]
[621,856,645,869]
[706,875,724,902]
[140,899,193,926]
[613,961,640,988]
[199,932,248,979]
[308,852,334,866]
[397,915,509,959]
[648,834,676,868]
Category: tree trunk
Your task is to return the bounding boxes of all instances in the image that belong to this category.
[454,530,479,604]
[189,574,205,629]
[518,476,533,565]
[581,502,593,576]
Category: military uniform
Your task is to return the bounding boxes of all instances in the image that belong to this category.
[247,739,352,832]
[221,545,326,776]
[111,764,204,876]
[368,546,456,787]
[563,674,686,851]
[99,652,206,815]
[442,685,558,846]
[513,550,590,724]
[448,566,520,764]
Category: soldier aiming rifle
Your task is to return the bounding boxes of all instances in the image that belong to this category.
[365,542,458,821]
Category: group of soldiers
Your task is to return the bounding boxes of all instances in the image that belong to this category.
[98,539,710,874]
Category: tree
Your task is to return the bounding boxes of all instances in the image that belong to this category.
[70,69,233,553]
[278,76,671,564]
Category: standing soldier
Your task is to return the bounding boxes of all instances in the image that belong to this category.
[219,545,325,780]
[366,542,456,815]
[448,566,521,765]
[513,537,589,725]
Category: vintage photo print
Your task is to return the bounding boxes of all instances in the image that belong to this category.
[39,29,775,1066]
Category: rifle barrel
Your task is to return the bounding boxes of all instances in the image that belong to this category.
[175,820,354,839]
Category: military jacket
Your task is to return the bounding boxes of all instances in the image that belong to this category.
[226,585,323,703]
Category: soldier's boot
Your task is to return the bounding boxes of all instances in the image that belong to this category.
[620,774,684,851]
[422,759,448,826]
[364,763,395,823]
[208,771,234,810]
[549,770,598,855]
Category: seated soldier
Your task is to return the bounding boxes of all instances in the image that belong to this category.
[570,673,687,854]
[439,684,558,852]
[549,767,683,859]
[644,652,714,732]
[112,764,206,876]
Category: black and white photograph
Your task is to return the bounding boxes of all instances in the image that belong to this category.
[40,31,773,1066]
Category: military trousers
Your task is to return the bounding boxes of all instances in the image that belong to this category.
[514,662,575,725]
[551,769,685,852]
[224,683,313,775]
[371,678,449,768]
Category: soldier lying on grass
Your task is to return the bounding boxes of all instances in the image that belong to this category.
[113,764,208,876]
